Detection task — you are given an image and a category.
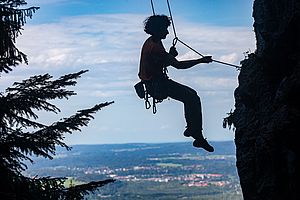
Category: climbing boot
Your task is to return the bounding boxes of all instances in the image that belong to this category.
[193,138,214,152]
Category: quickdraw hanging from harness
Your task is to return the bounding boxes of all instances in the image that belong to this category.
[134,68,168,114]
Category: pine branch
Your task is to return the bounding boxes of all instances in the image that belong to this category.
[33,102,114,152]
[0,4,40,38]
[0,38,28,72]
[0,70,89,128]
[0,1,27,8]
[0,1,39,72]
[0,173,114,200]
[65,179,116,200]
[0,102,114,174]
[53,102,114,133]
[1,70,113,174]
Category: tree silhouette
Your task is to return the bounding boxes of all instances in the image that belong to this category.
[0,1,115,199]
[0,0,37,72]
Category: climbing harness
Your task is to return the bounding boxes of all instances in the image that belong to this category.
[150,0,242,70]
[134,79,167,114]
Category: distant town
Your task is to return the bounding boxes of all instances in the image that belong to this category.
[25,142,243,199]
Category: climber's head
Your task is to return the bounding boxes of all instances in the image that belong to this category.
[144,15,171,39]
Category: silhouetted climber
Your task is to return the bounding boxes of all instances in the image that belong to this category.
[138,15,214,152]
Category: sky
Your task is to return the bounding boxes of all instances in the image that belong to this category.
[1,0,256,145]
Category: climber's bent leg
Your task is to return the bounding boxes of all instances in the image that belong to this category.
[166,79,203,138]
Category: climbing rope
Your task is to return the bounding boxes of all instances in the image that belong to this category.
[166,0,177,40]
[152,0,242,70]
[173,37,241,69]
[150,0,155,15]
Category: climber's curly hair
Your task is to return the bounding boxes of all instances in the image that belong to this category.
[143,15,171,35]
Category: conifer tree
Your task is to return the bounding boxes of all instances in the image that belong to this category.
[0,1,115,199]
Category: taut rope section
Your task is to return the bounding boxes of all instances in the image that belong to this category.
[173,37,241,69]
[150,0,155,15]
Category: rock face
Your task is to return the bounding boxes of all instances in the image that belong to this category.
[232,0,300,199]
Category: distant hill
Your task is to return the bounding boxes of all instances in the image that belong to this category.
[27,141,236,169]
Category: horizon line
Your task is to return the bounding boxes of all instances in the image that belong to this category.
[66,140,235,146]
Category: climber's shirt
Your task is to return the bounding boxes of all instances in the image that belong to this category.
[139,36,168,81]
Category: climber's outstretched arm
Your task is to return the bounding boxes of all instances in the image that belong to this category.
[166,54,212,69]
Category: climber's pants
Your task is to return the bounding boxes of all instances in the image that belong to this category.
[166,79,203,132]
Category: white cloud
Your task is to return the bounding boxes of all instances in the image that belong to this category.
[95,80,134,89]
[219,53,239,65]
[17,14,145,70]
[92,90,132,98]
[24,0,71,6]
[175,75,237,92]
